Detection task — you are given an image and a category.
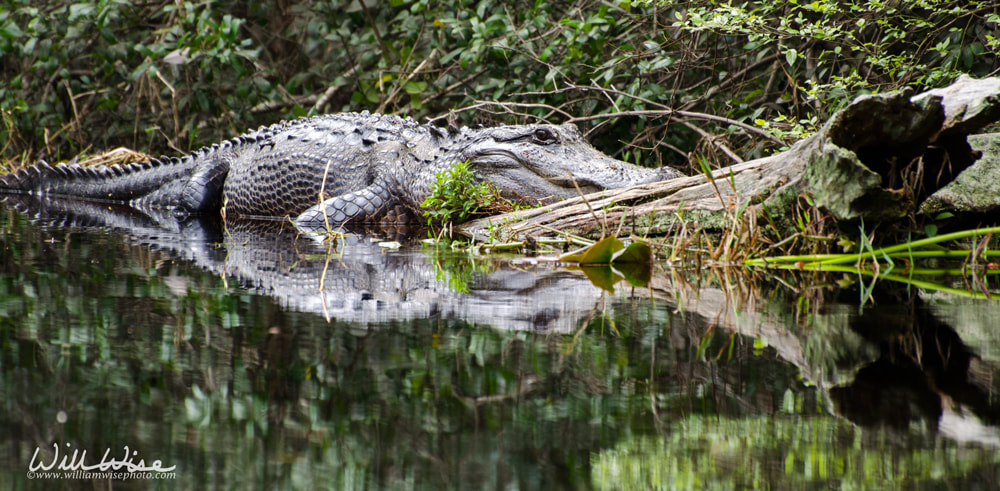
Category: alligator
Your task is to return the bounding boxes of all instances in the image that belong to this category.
[0,112,682,227]
[0,196,639,331]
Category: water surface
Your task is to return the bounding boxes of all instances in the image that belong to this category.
[1,199,998,489]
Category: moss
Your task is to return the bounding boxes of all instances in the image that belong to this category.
[803,138,910,220]
[921,134,1000,214]
[635,208,737,234]
[759,185,807,237]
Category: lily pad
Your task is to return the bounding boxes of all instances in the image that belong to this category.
[611,241,652,265]
[560,236,624,264]
[558,237,653,291]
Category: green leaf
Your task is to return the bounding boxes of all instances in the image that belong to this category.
[127,61,154,81]
[404,81,427,94]
[559,236,624,264]
[611,241,652,265]
[0,22,24,39]
[785,48,798,66]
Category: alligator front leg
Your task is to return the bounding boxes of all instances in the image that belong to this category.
[293,178,413,229]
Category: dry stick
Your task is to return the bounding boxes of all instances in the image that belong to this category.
[378,48,439,114]
[50,82,95,157]
[679,52,782,111]
[569,172,607,238]
[971,232,992,269]
[617,122,686,161]
[483,100,568,123]
[683,120,744,164]
[357,0,389,62]
[513,82,670,110]
[377,17,429,113]
[319,250,333,319]
[428,101,574,125]
[62,80,82,143]
[319,159,335,238]
[423,67,490,108]
[570,109,781,145]
[311,88,337,114]
[313,65,362,114]
[153,69,181,145]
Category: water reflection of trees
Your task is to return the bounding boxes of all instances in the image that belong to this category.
[2,202,999,488]
[654,267,1000,443]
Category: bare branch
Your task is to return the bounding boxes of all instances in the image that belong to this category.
[568,110,783,145]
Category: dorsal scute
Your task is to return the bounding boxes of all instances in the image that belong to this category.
[53,165,71,177]
[28,164,48,179]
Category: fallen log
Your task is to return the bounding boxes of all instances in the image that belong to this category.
[460,75,1000,242]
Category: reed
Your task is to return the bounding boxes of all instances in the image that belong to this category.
[747,226,1000,269]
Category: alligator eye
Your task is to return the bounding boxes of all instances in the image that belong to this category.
[531,128,557,145]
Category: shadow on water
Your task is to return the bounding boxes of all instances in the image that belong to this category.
[1,195,999,489]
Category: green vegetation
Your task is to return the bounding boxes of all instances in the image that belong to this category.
[1,0,998,269]
[1,0,994,169]
[420,160,499,229]
[593,416,1000,490]
[748,226,1000,270]
[746,225,1000,299]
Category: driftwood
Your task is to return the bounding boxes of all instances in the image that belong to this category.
[460,75,1000,242]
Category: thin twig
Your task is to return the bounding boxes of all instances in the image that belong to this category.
[569,109,782,144]
[569,172,607,238]
[683,121,744,164]
[426,101,574,125]
[378,48,439,114]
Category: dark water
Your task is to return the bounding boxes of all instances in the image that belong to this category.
[0,199,999,490]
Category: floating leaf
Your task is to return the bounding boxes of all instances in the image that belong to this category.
[557,238,652,291]
[611,241,652,265]
[560,236,624,264]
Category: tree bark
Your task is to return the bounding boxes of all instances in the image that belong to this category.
[460,75,1000,242]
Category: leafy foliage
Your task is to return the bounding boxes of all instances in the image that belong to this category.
[421,159,497,227]
[0,0,995,170]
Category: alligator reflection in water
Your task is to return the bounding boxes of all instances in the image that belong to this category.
[2,195,1000,487]
[3,194,615,332]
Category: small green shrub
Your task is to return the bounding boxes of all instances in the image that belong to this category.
[421,160,497,227]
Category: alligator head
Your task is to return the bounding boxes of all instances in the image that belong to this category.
[460,123,681,203]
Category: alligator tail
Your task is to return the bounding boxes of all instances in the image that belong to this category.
[0,161,56,193]
[0,157,197,206]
